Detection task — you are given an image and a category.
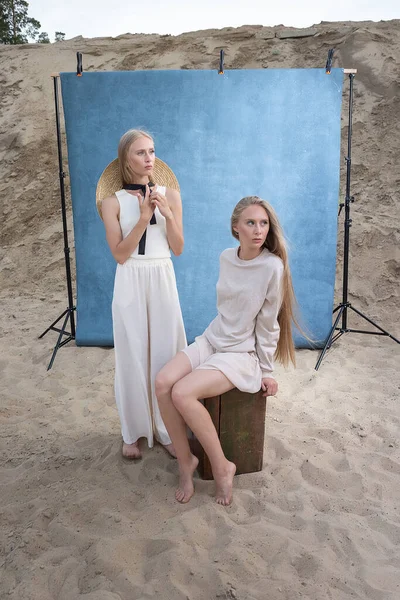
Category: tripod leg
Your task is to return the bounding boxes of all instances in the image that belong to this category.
[330,330,345,345]
[39,309,69,339]
[348,306,400,343]
[47,312,70,371]
[315,305,346,371]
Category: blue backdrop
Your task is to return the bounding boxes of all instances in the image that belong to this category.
[60,68,343,347]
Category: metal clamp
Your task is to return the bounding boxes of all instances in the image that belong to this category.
[325,48,334,74]
[77,52,83,76]
[218,49,224,75]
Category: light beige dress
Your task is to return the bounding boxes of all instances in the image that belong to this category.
[182,247,283,393]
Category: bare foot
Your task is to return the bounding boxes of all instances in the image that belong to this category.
[122,441,142,459]
[215,461,236,506]
[162,443,177,458]
[175,454,199,504]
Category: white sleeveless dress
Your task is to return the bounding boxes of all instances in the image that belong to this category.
[112,186,187,447]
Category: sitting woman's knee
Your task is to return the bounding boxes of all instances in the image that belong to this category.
[155,369,174,399]
[171,381,188,409]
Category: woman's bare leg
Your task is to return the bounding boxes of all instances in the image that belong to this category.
[155,352,198,502]
[171,370,236,506]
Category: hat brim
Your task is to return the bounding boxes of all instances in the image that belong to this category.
[96,157,180,219]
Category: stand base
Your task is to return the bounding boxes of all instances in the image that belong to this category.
[315,303,400,370]
[39,307,76,370]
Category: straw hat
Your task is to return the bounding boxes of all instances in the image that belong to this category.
[96,157,180,219]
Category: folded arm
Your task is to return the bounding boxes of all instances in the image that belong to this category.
[102,194,150,264]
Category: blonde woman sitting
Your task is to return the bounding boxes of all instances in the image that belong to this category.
[156,196,297,505]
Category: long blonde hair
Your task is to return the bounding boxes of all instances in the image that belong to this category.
[118,128,154,186]
[231,196,298,367]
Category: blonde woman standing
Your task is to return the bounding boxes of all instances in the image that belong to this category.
[101,129,186,459]
[155,196,297,505]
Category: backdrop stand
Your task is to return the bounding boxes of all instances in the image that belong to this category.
[315,72,399,370]
[39,75,76,371]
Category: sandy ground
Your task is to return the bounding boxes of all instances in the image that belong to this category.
[0,19,399,600]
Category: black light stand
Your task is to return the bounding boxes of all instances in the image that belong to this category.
[39,75,76,370]
[315,73,399,370]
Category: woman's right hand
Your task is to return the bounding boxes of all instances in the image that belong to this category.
[261,377,278,397]
[138,185,155,223]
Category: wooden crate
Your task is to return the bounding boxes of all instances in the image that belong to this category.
[190,388,266,480]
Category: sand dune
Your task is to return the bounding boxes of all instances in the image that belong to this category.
[1,20,399,600]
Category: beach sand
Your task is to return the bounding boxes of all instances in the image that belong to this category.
[1,20,399,599]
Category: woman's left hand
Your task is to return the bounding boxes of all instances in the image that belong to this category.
[261,377,278,397]
[150,186,173,220]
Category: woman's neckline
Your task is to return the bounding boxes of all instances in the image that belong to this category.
[235,247,266,263]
